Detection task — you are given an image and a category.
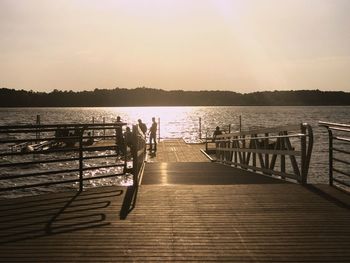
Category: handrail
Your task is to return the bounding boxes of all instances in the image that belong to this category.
[0,122,125,130]
[211,123,313,184]
[132,124,146,186]
[319,121,350,191]
[0,122,147,195]
[318,121,350,129]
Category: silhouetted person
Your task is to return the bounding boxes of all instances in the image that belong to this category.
[115,116,125,156]
[124,126,133,152]
[54,126,65,145]
[66,131,75,147]
[55,126,62,138]
[85,131,94,146]
[148,117,157,151]
[212,126,223,141]
[138,119,147,135]
[62,127,69,137]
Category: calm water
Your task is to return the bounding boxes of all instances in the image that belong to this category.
[0,106,349,197]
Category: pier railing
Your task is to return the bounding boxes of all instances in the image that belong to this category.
[132,124,146,186]
[319,121,350,191]
[0,122,146,194]
[213,123,313,184]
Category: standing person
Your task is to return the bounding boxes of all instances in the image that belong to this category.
[138,119,147,135]
[124,126,133,152]
[212,126,223,141]
[115,116,125,156]
[148,117,157,151]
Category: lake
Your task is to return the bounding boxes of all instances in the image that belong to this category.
[0,106,349,197]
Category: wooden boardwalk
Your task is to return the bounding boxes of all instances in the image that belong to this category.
[1,139,350,262]
[146,139,209,162]
[142,162,288,185]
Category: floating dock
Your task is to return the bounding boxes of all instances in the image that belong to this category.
[0,139,349,262]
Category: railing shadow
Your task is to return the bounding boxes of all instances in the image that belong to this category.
[119,185,139,220]
[118,124,146,219]
[304,184,350,210]
[0,188,123,245]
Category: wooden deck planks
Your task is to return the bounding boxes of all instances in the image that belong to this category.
[146,139,209,163]
[142,162,289,185]
[0,184,349,262]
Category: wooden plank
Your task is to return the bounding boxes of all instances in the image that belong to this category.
[141,162,288,185]
[146,139,210,163]
[0,183,349,262]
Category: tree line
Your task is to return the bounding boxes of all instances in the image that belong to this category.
[0,87,349,107]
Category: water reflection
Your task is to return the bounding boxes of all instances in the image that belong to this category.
[0,106,350,188]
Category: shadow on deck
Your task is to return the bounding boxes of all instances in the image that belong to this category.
[0,187,126,245]
[1,161,350,261]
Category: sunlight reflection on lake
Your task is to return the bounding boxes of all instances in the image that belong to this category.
[0,106,349,197]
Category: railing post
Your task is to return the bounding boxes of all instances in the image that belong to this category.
[252,134,257,172]
[123,134,127,173]
[239,115,242,132]
[242,135,246,165]
[158,117,160,143]
[92,117,95,137]
[199,117,202,139]
[280,132,286,179]
[205,131,208,152]
[36,114,41,142]
[78,128,84,192]
[300,124,307,184]
[327,128,334,186]
[234,136,238,167]
[103,117,106,140]
[264,133,269,172]
[132,125,138,187]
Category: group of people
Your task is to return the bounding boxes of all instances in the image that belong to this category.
[138,117,158,151]
[115,116,224,156]
[115,116,158,157]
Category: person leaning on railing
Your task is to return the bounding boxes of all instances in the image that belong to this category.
[115,116,125,156]
[124,126,133,153]
[212,126,223,142]
[138,119,147,135]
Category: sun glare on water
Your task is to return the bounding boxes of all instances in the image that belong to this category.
[107,106,199,139]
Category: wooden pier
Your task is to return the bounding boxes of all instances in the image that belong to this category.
[1,139,350,262]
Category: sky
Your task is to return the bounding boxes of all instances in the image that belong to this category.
[0,0,350,93]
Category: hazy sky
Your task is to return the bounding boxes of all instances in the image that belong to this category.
[1,0,350,92]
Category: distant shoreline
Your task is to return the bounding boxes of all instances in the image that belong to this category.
[1,87,350,107]
[1,105,349,108]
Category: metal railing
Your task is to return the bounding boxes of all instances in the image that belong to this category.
[212,123,313,184]
[132,124,147,186]
[0,122,146,194]
[205,125,240,153]
[319,121,350,191]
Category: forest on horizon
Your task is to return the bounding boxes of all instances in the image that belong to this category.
[0,87,349,107]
